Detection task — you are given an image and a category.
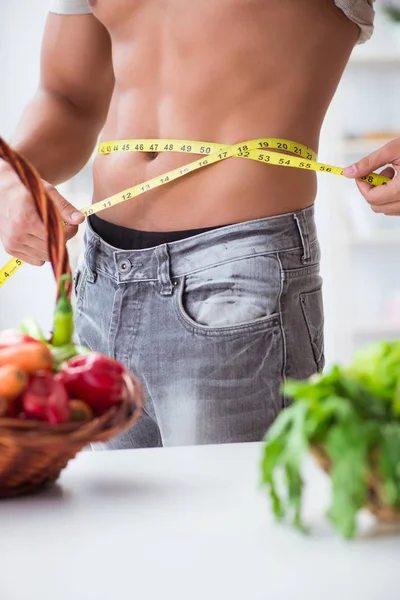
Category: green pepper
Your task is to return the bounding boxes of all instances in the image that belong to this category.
[51,274,74,347]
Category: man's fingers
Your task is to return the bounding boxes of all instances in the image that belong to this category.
[45,186,85,226]
[379,166,396,181]
[356,167,396,199]
[369,199,400,216]
[5,249,45,267]
[5,237,49,263]
[343,140,400,178]
[355,166,400,212]
[356,177,398,205]
[23,235,49,261]
[355,179,373,197]
[63,224,79,242]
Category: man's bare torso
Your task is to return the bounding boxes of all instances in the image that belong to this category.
[91,0,358,231]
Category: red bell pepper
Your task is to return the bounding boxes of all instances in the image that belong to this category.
[58,353,127,415]
[21,371,71,424]
[0,330,40,350]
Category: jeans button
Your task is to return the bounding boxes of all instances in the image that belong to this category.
[118,259,131,274]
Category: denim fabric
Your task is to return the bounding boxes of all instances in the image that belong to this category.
[74,205,324,449]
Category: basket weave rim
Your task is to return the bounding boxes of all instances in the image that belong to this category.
[311,444,400,521]
[0,373,144,445]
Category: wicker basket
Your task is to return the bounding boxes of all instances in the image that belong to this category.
[0,137,144,498]
[311,445,400,523]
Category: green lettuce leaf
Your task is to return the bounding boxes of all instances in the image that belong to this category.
[325,419,377,539]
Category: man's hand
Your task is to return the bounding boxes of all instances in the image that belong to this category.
[0,161,85,266]
[343,139,400,215]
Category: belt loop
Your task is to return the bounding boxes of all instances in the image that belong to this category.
[293,212,311,264]
[84,237,99,283]
[155,244,173,296]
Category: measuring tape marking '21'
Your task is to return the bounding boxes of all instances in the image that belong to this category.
[0,137,389,288]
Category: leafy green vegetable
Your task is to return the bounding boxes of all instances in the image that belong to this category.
[18,316,91,371]
[19,317,46,342]
[325,419,376,539]
[261,340,400,539]
[348,341,400,412]
[379,424,400,509]
[49,343,92,371]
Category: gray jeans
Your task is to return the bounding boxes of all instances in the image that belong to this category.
[74,205,324,449]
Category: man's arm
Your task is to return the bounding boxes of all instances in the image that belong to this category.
[0,13,114,266]
[11,12,114,184]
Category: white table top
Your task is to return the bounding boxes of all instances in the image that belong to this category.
[0,442,398,600]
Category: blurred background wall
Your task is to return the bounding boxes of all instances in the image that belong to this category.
[0,2,53,332]
[1,2,400,367]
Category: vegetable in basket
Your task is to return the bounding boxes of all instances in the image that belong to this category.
[0,341,53,374]
[0,365,28,400]
[17,275,91,370]
[57,353,128,416]
[260,340,400,539]
[21,371,71,425]
[51,274,75,348]
[0,135,144,499]
[0,273,135,424]
[0,331,42,349]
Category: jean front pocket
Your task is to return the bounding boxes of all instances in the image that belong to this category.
[175,253,281,334]
[300,287,325,372]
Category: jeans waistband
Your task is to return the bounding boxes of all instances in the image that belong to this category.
[81,205,317,289]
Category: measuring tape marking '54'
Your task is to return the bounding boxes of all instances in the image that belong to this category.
[0,137,389,288]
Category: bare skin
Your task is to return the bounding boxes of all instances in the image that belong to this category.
[344,141,400,215]
[0,0,359,265]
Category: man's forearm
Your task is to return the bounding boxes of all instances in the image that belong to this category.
[9,88,104,185]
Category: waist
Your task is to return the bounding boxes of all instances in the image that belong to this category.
[93,86,325,230]
[82,205,319,283]
[92,143,318,231]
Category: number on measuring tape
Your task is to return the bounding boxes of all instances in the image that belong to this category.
[0,137,390,290]
[361,175,374,184]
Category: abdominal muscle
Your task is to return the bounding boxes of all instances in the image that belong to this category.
[92,0,359,231]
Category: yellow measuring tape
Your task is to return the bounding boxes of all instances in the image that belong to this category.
[0,137,389,288]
